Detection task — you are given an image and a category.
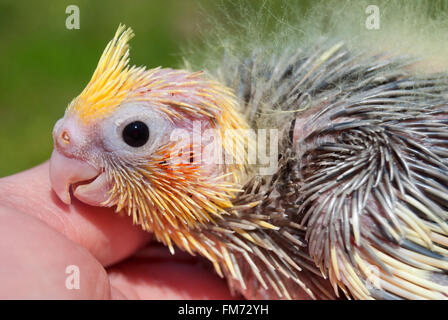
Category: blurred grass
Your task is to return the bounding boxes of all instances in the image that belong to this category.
[0,0,304,177]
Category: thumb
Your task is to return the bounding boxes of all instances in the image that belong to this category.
[0,162,151,266]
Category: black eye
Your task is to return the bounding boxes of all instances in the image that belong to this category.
[122,121,149,147]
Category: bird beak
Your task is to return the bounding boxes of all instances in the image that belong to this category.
[49,149,112,207]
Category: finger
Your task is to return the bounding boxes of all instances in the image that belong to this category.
[108,243,237,300]
[0,206,112,299]
[0,162,151,266]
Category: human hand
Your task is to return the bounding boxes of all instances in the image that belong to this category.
[0,162,235,299]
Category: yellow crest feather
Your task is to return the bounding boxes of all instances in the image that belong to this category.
[69,24,149,123]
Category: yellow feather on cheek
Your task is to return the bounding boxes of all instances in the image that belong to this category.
[102,142,241,255]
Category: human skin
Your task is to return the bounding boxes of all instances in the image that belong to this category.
[0,162,235,299]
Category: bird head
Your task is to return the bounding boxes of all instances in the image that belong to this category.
[50,25,250,250]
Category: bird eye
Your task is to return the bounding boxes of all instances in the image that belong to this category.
[122,121,150,147]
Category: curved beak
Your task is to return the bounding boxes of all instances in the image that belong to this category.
[49,149,112,206]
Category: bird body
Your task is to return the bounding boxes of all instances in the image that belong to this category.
[49,1,448,299]
[217,41,448,299]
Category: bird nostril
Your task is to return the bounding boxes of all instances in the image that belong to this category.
[60,130,71,145]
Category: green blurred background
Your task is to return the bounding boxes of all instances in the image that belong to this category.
[0,0,306,177]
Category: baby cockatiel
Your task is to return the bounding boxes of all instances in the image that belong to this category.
[50,20,448,300]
